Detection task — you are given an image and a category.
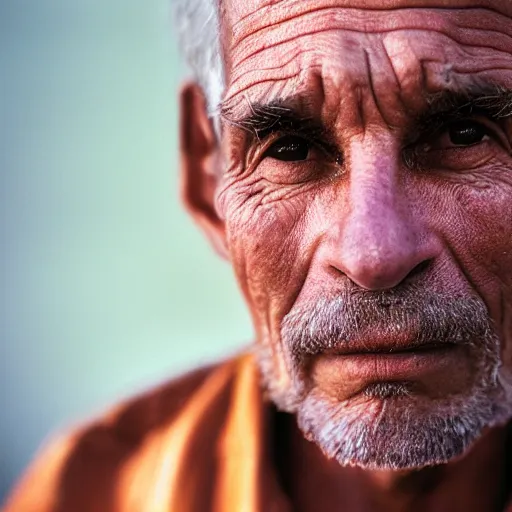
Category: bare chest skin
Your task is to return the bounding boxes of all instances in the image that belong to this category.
[207,1,512,511]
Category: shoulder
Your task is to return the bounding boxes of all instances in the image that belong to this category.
[3,352,257,512]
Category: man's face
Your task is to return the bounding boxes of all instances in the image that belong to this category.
[208,0,512,468]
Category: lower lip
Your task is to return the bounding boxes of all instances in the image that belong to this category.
[312,345,463,387]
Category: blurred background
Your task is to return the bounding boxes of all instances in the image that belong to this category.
[0,0,252,501]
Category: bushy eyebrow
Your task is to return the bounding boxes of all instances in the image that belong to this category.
[416,85,512,136]
[220,99,333,145]
[220,83,512,142]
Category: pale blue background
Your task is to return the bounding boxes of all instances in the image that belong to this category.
[0,1,252,500]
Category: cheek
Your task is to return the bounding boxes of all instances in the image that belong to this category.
[456,179,512,294]
[440,171,512,355]
[223,186,322,333]
[467,184,512,366]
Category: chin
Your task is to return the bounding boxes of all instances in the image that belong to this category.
[295,383,512,470]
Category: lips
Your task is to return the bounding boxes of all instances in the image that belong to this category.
[320,329,459,357]
[328,340,457,356]
[311,337,470,400]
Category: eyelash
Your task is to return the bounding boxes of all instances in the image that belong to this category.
[260,131,337,159]
[254,112,510,171]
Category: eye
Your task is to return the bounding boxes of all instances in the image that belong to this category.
[263,135,311,161]
[405,116,510,172]
[445,120,489,147]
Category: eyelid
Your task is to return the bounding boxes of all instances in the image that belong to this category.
[417,115,509,149]
[258,130,336,159]
[449,117,510,149]
[259,134,311,163]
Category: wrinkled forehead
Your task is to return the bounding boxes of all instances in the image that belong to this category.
[225,0,511,15]
[221,0,512,36]
[219,0,512,118]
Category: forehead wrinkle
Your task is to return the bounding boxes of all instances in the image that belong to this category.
[220,1,512,131]
[221,14,512,130]
[229,46,310,95]
[227,8,512,72]
[222,48,512,120]
[220,58,337,124]
[225,0,512,36]
[230,2,512,51]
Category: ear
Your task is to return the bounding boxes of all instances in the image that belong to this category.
[179,82,228,259]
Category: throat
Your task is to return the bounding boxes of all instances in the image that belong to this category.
[277,412,511,512]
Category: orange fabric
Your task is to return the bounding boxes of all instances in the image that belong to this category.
[2,353,290,512]
[3,352,512,511]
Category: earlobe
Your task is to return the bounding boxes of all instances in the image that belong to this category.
[179,82,228,259]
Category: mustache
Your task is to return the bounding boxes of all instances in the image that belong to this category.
[281,286,494,360]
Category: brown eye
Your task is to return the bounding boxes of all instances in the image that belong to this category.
[448,121,489,146]
[263,135,310,161]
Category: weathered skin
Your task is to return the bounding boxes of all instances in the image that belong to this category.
[214,0,512,401]
[180,1,512,510]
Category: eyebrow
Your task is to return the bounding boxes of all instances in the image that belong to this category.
[220,98,332,145]
[417,84,512,136]
[220,83,512,143]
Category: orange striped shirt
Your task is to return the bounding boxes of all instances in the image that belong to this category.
[3,353,291,512]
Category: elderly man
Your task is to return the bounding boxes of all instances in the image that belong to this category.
[4,0,512,511]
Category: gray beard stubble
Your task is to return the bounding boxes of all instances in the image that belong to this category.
[257,287,512,470]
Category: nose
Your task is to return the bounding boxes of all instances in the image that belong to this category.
[327,138,440,290]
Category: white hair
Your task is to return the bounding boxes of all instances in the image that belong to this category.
[173,0,225,116]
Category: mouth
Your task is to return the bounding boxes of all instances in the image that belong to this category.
[327,341,456,356]
[318,343,459,376]
[319,328,460,356]
[311,340,470,400]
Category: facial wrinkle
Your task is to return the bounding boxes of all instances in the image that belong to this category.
[228,49,316,101]
[271,206,327,324]
[227,6,512,71]
[250,228,308,400]
[381,33,433,117]
[224,69,512,156]
[362,47,397,130]
[230,49,303,89]
[230,30,512,92]
[228,0,512,48]
[223,27,512,130]
[374,39,421,126]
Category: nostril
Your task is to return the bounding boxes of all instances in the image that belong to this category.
[405,259,432,281]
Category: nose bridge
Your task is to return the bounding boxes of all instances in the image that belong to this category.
[331,136,430,290]
[349,142,399,235]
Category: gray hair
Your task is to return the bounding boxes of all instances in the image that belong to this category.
[173,0,225,116]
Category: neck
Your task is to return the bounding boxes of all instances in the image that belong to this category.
[284,417,511,512]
